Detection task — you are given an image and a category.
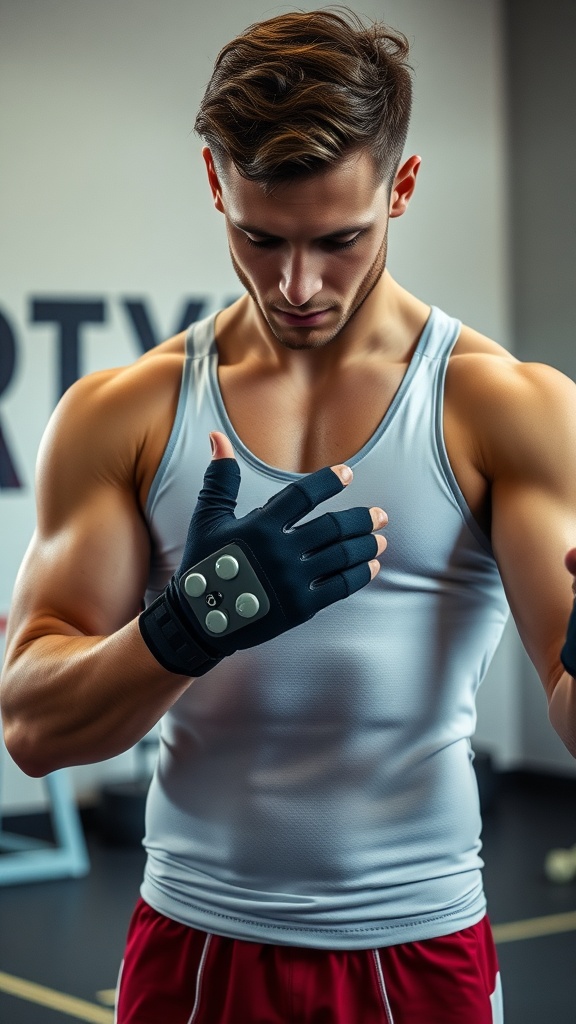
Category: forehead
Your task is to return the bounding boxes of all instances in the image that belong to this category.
[221,150,388,237]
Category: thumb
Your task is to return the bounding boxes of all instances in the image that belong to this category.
[192,433,241,524]
[210,431,236,460]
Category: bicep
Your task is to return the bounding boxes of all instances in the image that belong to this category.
[7,484,150,654]
[492,474,576,690]
[6,378,152,653]
[473,360,576,693]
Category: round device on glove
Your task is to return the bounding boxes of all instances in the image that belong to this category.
[180,542,269,637]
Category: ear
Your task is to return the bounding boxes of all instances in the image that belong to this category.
[389,155,421,219]
[202,146,225,213]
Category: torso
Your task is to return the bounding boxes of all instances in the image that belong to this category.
[139,296,512,947]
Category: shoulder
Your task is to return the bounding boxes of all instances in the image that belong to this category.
[44,335,186,450]
[446,325,576,481]
[136,329,188,361]
[37,334,187,510]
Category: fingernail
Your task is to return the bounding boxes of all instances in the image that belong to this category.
[369,559,381,580]
[209,433,216,457]
[337,465,353,484]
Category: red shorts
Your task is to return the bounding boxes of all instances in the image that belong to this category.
[116,898,503,1023]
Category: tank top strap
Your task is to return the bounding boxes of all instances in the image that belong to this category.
[185,311,218,360]
[419,306,462,362]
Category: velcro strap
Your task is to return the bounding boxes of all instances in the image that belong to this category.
[139,593,221,677]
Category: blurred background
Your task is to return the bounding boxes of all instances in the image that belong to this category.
[2,0,575,814]
[0,0,575,1019]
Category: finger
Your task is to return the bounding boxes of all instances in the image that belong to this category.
[310,560,373,610]
[297,506,375,553]
[307,534,379,579]
[370,507,388,530]
[375,534,387,557]
[263,465,354,529]
[209,431,236,460]
[369,554,384,579]
[330,464,353,486]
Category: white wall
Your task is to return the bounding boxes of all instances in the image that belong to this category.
[0,0,524,812]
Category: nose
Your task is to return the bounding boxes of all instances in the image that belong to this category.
[279,248,323,307]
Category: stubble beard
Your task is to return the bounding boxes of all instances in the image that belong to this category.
[228,232,388,351]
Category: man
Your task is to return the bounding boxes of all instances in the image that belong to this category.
[3,8,576,1022]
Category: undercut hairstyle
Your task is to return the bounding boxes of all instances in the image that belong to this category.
[194,7,413,192]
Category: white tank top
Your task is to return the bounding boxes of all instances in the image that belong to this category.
[140,307,509,949]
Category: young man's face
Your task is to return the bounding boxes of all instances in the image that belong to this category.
[204,147,418,351]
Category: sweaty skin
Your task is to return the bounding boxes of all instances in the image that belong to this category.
[3,150,576,775]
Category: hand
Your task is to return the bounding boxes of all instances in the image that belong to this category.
[139,432,387,676]
[561,548,576,677]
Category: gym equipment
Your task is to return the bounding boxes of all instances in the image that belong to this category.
[544,843,576,883]
[0,767,89,885]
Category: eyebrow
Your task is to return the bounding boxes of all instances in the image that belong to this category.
[232,221,370,241]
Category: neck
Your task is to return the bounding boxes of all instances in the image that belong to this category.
[216,272,429,376]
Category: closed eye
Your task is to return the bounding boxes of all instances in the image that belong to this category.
[243,232,362,251]
[321,234,361,251]
[244,235,281,249]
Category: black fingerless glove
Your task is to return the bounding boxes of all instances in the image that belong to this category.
[561,601,576,677]
[139,457,378,677]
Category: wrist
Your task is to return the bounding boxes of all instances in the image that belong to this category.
[139,588,222,678]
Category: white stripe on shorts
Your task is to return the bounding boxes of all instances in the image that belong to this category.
[490,971,504,1024]
[187,933,212,1024]
[371,950,395,1024]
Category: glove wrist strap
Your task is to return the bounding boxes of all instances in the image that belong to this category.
[139,590,222,678]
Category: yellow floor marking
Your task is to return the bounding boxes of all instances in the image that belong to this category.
[96,988,117,1006]
[0,971,113,1023]
[493,909,576,943]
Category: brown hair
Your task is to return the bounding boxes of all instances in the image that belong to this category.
[194,7,412,191]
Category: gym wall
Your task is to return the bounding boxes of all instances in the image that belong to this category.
[0,0,556,813]
[502,0,576,776]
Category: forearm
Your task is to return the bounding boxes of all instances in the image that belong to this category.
[1,619,191,776]
[548,669,576,759]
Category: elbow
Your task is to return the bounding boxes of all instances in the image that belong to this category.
[559,729,576,762]
[1,665,63,777]
[2,718,58,778]
[547,669,576,760]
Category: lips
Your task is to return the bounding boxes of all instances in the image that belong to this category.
[274,308,330,327]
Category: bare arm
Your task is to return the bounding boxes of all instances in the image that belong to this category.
[1,362,191,776]
[476,359,576,756]
[545,545,576,757]
[1,360,385,777]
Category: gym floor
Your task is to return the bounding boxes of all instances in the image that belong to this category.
[0,771,575,1023]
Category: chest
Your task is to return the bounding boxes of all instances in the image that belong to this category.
[218,361,403,468]
[217,359,491,536]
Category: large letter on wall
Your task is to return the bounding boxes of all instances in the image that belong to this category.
[0,310,23,490]
[31,299,106,399]
[123,298,207,353]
